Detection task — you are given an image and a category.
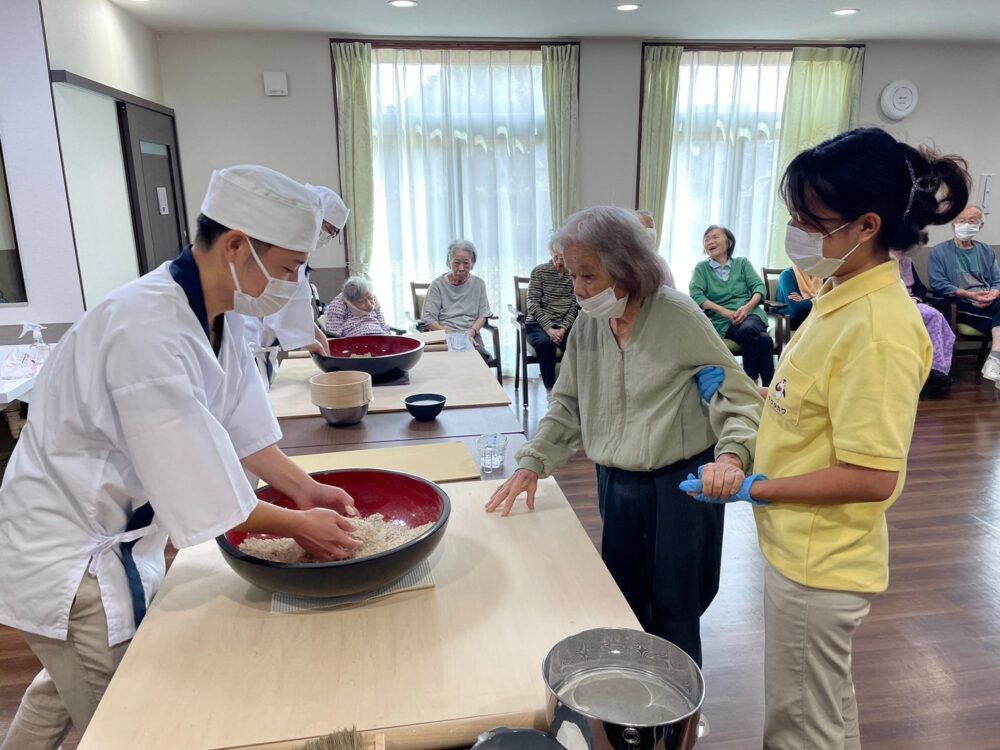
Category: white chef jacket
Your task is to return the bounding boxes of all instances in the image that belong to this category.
[243,266,316,383]
[0,252,281,646]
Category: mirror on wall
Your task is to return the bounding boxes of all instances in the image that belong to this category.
[0,141,27,303]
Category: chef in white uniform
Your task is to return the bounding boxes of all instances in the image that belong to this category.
[0,165,362,750]
[244,185,350,385]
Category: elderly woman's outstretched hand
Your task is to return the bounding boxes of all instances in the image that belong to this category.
[485,468,539,517]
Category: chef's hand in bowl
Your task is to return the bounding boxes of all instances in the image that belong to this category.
[301,482,358,517]
[292,508,362,561]
[485,468,538,517]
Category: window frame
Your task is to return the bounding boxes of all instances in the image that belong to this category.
[329,38,579,266]
[634,40,865,207]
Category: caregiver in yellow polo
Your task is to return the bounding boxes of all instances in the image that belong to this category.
[682,127,971,750]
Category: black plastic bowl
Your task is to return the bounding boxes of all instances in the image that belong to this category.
[403,393,447,421]
[216,469,450,598]
[312,335,425,383]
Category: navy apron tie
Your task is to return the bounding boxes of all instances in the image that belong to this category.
[120,502,155,629]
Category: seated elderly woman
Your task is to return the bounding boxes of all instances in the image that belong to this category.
[526,242,578,397]
[890,250,956,390]
[690,225,775,387]
[775,265,823,330]
[486,206,762,667]
[422,239,493,358]
[324,276,392,338]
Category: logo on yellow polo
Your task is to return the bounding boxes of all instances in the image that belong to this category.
[767,378,788,416]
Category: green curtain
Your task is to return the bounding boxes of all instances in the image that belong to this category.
[767,46,865,266]
[541,44,580,228]
[636,45,683,234]
[331,41,375,278]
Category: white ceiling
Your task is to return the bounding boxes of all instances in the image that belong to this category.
[112,0,1000,42]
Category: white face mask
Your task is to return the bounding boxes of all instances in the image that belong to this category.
[954,222,981,241]
[784,222,860,278]
[577,285,628,320]
[230,239,300,318]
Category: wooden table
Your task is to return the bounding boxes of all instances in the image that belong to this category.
[270,351,510,418]
[79,479,640,750]
[278,405,524,451]
[284,434,527,481]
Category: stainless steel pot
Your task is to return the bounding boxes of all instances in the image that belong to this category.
[542,628,705,750]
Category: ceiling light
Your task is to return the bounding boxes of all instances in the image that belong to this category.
[832,8,859,15]
[388,0,418,6]
[617,3,641,10]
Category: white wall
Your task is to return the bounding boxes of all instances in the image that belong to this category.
[41,0,164,104]
[859,41,1000,246]
[53,84,141,307]
[0,0,85,325]
[157,32,346,269]
[578,40,642,209]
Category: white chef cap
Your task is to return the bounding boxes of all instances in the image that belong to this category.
[200,165,322,254]
[305,184,351,231]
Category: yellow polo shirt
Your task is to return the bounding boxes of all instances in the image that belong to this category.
[753,261,932,593]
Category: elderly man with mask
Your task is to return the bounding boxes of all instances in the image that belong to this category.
[929,205,1000,385]
[0,166,362,750]
[243,184,351,385]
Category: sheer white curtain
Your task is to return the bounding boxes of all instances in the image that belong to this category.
[370,47,552,369]
[658,50,791,289]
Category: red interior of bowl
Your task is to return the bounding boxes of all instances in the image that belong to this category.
[225,469,444,547]
[326,335,422,359]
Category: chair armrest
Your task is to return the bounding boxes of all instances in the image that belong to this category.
[405,311,431,333]
[762,301,787,313]
[389,326,406,335]
[507,304,527,329]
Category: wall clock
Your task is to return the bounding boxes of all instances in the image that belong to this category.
[880,80,918,120]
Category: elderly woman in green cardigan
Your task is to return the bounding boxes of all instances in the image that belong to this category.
[485,206,762,667]
[690,225,775,387]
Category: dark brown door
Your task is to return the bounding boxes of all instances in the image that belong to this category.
[119,103,189,274]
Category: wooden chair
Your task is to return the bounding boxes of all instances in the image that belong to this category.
[925,293,992,374]
[509,275,563,409]
[409,281,503,384]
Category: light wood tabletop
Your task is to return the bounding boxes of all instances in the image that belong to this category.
[78,478,640,750]
[269,351,510,419]
[283,434,528,481]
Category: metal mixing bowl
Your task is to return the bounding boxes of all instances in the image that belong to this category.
[319,403,369,426]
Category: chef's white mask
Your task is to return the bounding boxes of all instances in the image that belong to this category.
[231,239,300,318]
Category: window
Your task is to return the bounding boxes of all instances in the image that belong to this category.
[658,49,792,288]
[370,46,552,359]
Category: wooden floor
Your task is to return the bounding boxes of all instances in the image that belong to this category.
[2,361,999,749]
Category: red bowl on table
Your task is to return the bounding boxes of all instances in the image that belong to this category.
[216,469,450,598]
[311,335,425,383]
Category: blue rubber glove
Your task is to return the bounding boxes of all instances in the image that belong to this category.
[694,366,725,403]
[679,466,769,505]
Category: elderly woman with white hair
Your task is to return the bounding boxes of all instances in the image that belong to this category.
[422,239,493,357]
[486,206,762,667]
[324,276,391,338]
